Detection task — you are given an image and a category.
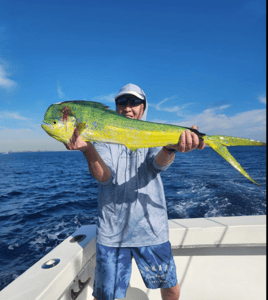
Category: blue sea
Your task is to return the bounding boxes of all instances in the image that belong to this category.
[0,147,266,291]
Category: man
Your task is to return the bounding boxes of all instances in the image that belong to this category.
[65,83,205,300]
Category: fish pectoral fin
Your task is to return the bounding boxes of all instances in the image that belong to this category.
[76,121,87,133]
[205,137,260,185]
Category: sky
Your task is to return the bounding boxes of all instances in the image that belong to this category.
[0,0,266,152]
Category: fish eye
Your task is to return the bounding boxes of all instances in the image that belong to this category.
[53,121,57,124]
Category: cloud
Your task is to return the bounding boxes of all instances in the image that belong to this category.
[173,106,266,142]
[56,84,116,104]
[0,65,16,90]
[259,95,266,104]
[57,82,66,99]
[0,111,28,120]
[150,96,192,116]
[91,93,116,103]
[217,104,231,110]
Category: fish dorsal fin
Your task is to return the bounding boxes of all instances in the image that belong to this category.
[57,100,126,117]
[57,100,109,110]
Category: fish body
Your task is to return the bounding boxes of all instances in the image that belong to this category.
[42,100,266,185]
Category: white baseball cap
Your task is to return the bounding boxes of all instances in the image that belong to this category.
[115,83,146,101]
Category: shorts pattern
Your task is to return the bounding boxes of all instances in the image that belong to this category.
[93,241,177,300]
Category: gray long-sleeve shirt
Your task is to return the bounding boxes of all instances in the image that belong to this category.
[93,142,172,247]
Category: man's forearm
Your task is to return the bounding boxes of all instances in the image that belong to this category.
[155,148,176,167]
[82,143,111,182]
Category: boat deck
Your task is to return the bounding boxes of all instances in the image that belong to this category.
[0,215,266,300]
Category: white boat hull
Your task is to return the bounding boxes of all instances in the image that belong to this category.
[0,215,266,300]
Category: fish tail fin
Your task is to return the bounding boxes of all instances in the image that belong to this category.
[205,135,266,147]
[203,135,263,185]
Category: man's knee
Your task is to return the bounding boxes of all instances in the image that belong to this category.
[161,283,180,300]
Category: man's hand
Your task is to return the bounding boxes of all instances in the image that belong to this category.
[64,127,91,152]
[64,127,111,182]
[166,125,205,153]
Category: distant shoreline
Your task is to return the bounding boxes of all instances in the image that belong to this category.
[0,150,68,154]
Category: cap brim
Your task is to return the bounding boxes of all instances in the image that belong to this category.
[115,91,145,100]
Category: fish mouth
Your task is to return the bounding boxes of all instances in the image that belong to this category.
[41,123,60,141]
[41,122,53,133]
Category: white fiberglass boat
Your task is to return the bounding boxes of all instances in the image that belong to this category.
[0,215,266,300]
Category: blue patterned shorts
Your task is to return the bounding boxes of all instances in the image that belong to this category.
[92,241,177,300]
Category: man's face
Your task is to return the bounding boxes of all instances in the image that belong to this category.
[116,97,145,120]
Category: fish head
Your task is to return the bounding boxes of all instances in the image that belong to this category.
[41,102,77,143]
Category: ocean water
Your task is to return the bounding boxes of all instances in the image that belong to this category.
[0,147,266,290]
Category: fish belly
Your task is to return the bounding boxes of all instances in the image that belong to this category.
[87,125,182,149]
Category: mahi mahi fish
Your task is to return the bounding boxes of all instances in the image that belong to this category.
[41,100,266,185]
